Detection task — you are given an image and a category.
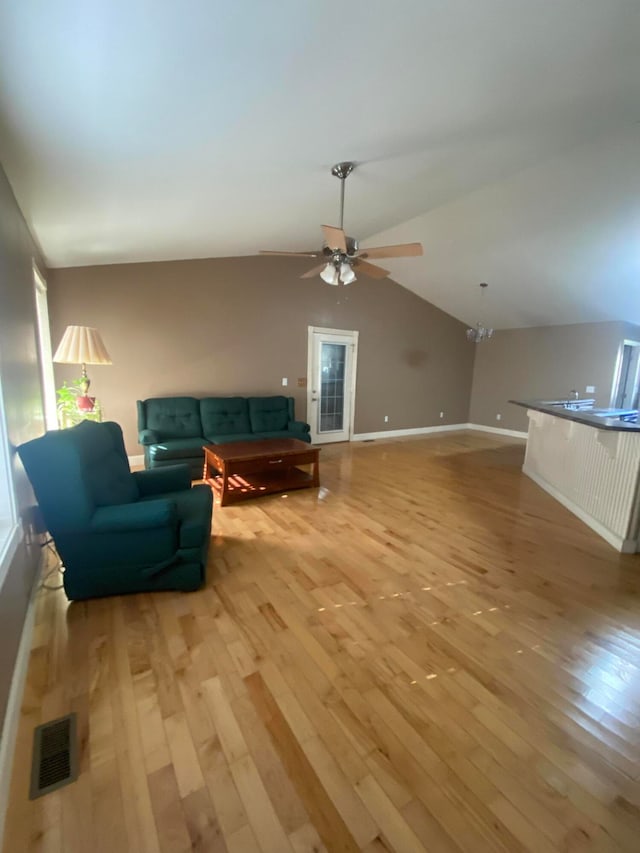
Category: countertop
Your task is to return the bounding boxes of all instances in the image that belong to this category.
[509,399,640,433]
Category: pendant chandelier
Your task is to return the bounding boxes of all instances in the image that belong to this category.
[466,282,494,343]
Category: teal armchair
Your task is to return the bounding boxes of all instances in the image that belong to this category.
[17,420,213,601]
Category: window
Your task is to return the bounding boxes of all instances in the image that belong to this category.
[0,370,20,584]
[612,340,640,410]
[33,265,57,431]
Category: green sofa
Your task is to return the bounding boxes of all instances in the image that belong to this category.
[17,420,213,601]
[137,395,311,478]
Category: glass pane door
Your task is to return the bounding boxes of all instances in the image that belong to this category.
[319,342,346,433]
[307,327,358,444]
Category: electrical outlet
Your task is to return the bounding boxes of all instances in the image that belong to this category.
[586,385,595,394]
[439,411,444,418]
[281,377,288,386]
[496,413,502,421]
[384,415,389,423]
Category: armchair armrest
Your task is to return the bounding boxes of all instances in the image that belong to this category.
[287,420,311,435]
[139,428,160,446]
[91,500,176,533]
[133,465,192,496]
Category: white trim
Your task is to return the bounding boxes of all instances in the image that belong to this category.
[0,550,42,844]
[130,426,525,454]
[352,423,468,441]
[466,423,528,439]
[0,524,22,581]
[351,423,528,442]
[610,338,640,409]
[0,373,19,588]
[523,465,636,552]
[33,265,58,432]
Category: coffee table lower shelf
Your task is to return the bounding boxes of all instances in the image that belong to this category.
[203,438,320,506]
[207,467,316,505]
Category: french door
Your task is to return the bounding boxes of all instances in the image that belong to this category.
[307,327,358,444]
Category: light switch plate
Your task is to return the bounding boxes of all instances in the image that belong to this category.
[585,385,595,394]
[281,377,288,386]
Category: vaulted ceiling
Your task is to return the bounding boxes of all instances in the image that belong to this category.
[0,1,638,327]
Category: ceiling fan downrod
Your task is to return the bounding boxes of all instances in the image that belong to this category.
[331,161,354,231]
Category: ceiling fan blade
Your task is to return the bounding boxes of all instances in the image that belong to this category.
[260,250,320,258]
[321,225,347,253]
[357,242,423,260]
[300,262,329,279]
[353,259,390,279]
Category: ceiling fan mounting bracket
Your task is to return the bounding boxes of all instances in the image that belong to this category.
[331,162,355,181]
[322,237,358,259]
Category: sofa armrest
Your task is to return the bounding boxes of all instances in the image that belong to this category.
[91,500,177,533]
[288,420,310,435]
[133,465,193,495]
[139,428,160,446]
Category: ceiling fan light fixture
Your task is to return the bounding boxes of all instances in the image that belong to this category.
[339,262,356,285]
[320,262,339,285]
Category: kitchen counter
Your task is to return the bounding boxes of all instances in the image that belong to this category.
[509,399,640,432]
[509,399,640,552]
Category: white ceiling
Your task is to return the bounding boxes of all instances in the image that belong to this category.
[366,128,640,328]
[0,0,639,326]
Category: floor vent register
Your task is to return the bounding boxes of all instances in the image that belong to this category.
[29,713,78,799]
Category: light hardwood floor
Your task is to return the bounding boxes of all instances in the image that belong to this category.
[3,432,640,853]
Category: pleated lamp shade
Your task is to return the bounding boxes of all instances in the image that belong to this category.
[53,326,112,366]
[53,326,112,412]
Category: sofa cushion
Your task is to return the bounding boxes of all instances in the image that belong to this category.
[206,432,257,445]
[143,397,202,439]
[248,396,289,433]
[200,397,251,438]
[252,430,299,441]
[148,437,206,462]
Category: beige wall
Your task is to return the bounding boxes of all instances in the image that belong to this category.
[48,256,475,454]
[470,321,640,432]
[0,165,46,734]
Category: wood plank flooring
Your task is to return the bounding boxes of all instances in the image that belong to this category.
[3,432,640,852]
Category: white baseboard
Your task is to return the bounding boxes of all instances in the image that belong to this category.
[467,423,528,439]
[130,426,524,455]
[0,548,42,844]
[523,465,636,552]
[0,524,22,586]
[351,423,527,442]
[352,423,468,442]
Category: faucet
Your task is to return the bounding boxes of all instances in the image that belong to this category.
[569,389,579,400]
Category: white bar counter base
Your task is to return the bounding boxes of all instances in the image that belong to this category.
[520,407,640,552]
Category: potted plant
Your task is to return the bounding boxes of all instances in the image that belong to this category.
[56,379,103,429]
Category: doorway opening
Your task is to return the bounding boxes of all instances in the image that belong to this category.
[612,340,640,410]
[307,327,358,444]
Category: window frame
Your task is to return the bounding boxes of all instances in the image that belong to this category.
[0,369,20,587]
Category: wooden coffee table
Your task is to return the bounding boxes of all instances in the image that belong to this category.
[202,438,320,506]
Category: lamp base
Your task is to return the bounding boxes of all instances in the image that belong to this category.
[76,395,96,412]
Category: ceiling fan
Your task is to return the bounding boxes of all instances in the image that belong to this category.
[260,162,423,285]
